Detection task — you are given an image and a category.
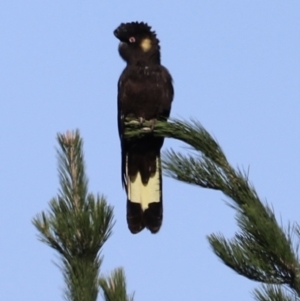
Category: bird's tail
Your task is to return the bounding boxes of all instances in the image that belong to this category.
[126,155,162,234]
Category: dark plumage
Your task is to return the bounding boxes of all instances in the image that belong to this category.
[114,22,174,234]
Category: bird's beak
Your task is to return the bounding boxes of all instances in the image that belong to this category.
[114,23,128,41]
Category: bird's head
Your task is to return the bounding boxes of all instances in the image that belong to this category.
[114,22,161,65]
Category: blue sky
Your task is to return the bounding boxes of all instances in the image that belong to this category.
[1,1,300,300]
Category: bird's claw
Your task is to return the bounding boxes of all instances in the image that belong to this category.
[138,117,145,124]
[127,117,156,131]
[142,118,156,131]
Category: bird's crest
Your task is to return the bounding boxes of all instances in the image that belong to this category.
[114,22,160,51]
[114,22,157,41]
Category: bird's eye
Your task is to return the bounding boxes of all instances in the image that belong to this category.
[129,37,136,43]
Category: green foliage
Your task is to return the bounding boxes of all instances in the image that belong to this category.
[125,119,300,301]
[33,119,300,301]
[253,285,298,301]
[33,131,133,301]
[99,268,135,301]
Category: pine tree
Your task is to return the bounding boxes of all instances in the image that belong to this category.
[33,130,133,301]
[125,119,300,301]
[33,120,300,301]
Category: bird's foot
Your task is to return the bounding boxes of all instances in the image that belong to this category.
[138,117,145,124]
[128,119,139,125]
[142,118,156,131]
[127,117,145,126]
[127,117,156,131]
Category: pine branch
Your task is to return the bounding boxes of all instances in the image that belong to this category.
[253,285,299,301]
[99,268,135,301]
[33,130,115,301]
[125,119,300,298]
[125,118,227,166]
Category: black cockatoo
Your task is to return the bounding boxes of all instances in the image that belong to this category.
[114,22,174,234]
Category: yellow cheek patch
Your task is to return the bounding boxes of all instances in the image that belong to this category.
[140,38,152,52]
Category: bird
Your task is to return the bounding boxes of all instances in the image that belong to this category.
[114,22,174,234]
